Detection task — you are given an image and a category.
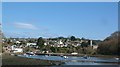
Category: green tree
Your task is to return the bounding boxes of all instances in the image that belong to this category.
[37,37,45,48]
[58,37,64,39]
[50,47,56,53]
[70,36,76,41]
[81,42,89,48]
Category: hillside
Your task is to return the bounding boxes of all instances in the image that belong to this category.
[97,31,119,55]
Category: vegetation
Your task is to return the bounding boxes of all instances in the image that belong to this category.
[70,36,76,41]
[2,30,119,56]
[97,31,119,55]
[37,37,45,48]
[33,35,102,54]
[36,32,119,55]
[81,42,89,47]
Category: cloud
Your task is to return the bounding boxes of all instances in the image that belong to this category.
[14,22,38,30]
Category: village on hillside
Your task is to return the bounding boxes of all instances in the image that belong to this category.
[2,35,101,55]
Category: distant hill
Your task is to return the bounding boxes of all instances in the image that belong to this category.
[97,31,119,55]
[104,31,119,41]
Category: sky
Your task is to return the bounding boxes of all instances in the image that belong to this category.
[2,2,118,40]
[2,0,120,2]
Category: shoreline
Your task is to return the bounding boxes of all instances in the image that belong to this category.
[2,53,64,66]
[34,53,119,58]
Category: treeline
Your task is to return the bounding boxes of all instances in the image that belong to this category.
[97,31,120,55]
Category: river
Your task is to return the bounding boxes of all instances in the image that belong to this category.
[17,54,119,66]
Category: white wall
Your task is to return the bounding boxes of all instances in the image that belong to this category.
[13,48,23,53]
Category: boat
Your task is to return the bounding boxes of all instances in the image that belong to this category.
[45,55,49,57]
[115,57,119,60]
[83,55,88,59]
[26,52,36,56]
[23,53,27,55]
[63,56,68,59]
[29,55,32,56]
[60,55,63,57]
[60,55,68,59]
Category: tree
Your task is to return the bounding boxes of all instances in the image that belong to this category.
[97,31,119,55]
[37,37,45,48]
[50,47,56,53]
[58,37,64,39]
[70,36,76,41]
[81,42,89,48]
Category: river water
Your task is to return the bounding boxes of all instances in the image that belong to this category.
[17,55,119,65]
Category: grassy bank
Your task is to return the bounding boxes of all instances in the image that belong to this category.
[2,53,63,66]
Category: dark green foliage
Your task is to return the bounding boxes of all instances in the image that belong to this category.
[70,36,76,41]
[81,42,89,47]
[58,37,64,39]
[37,37,45,48]
[50,47,56,53]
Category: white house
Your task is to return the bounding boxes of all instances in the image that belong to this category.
[64,44,68,47]
[27,43,37,46]
[77,43,81,46]
[59,40,63,44]
[16,41,21,44]
[44,43,47,46]
[11,45,16,50]
[13,48,23,53]
[11,45,23,53]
